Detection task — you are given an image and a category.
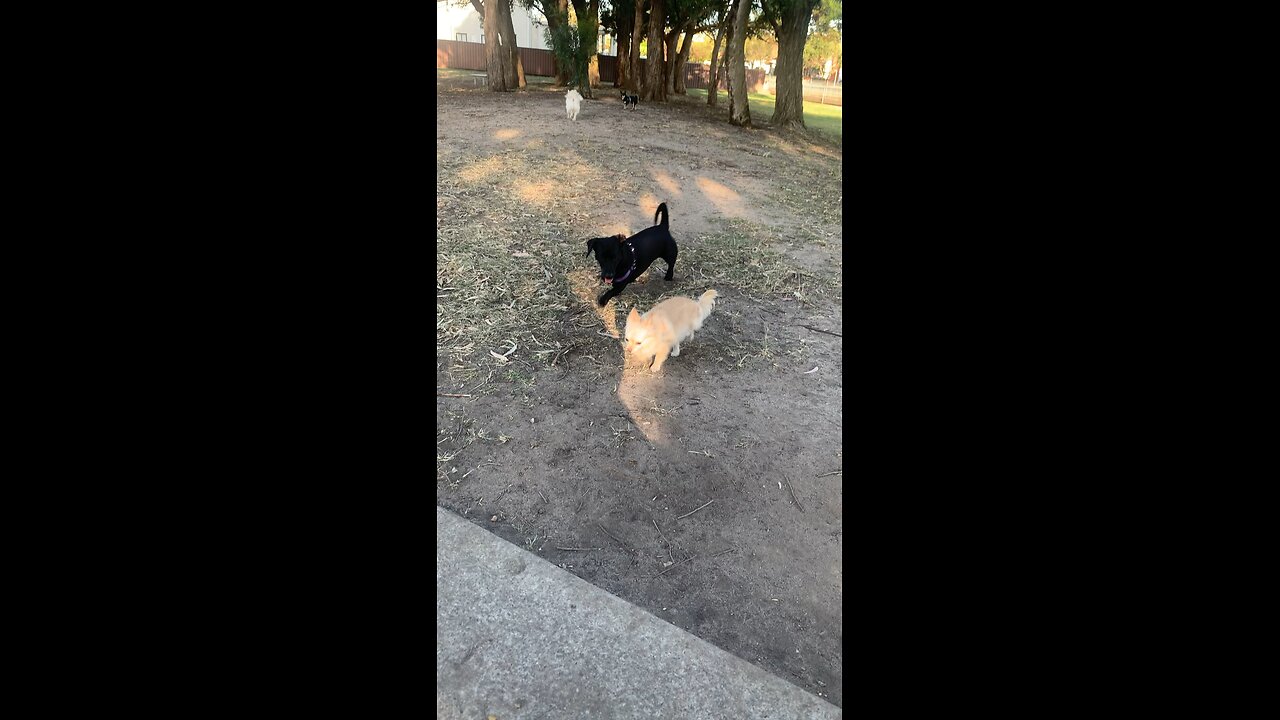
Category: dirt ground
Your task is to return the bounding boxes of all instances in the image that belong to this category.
[436,73,843,706]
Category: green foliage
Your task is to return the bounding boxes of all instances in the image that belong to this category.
[813,0,840,32]
[668,0,720,28]
[803,26,839,72]
[689,34,714,63]
[745,36,777,63]
[543,5,595,91]
[600,0,634,33]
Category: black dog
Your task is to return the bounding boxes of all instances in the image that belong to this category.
[585,202,677,306]
[620,89,639,110]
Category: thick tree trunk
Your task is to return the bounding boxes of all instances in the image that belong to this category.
[616,33,629,88]
[630,1,646,93]
[726,0,750,125]
[587,55,600,91]
[496,0,525,89]
[616,2,632,88]
[482,0,513,91]
[643,0,666,101]
[771,0,818,128]
[586,0,600,89]
[673,24,694,94]
[663,30,679,95]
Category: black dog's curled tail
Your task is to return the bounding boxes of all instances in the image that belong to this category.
[654,202,669,228]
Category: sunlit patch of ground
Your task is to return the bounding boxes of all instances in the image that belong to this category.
[515,179,557,205]
[458,156,508,184]
[652,169,683,198]
[695,176,746,217]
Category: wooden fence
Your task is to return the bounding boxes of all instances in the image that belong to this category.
[438,39,765,93]
[436,39,558,77]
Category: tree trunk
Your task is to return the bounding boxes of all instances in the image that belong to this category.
[720,38,731,99]
[726,0,750,125]
[724,1,735,117]
[616,2,632,88]
[496,0,525,89]
[482,0,513,91]
[616,33,629,88]
[707,13,728,106]
[673,24,694,94]
[586,0,600,89]
[643,0,666,101]
[771,0,818,128]
[664,29,680,95]
[630,1,646,93]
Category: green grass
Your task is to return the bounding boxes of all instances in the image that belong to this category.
[684,87,842,141]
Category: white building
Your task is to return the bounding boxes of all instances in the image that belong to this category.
[436,1,615,54]
[436,0,552,50]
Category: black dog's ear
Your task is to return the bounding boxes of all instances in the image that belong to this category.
[585,238,597,258]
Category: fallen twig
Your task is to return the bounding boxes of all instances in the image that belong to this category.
[597,523,634,553]
[797,324,842,338]
[677,499,714,519]
[551,343,576,367]
[816,470,841,477]
[437,392,473,398]
[653,518,675,564]
[783,475,806,512]
[492,483,514,504]
[711,547,737,558]
[654,555,694,577]
[555,546,602,551]
[465,370,495,394]
[537,488,549,503]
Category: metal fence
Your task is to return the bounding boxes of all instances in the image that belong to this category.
[762,77,843,107]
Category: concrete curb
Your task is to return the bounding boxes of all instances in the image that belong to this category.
[437,506,842,719]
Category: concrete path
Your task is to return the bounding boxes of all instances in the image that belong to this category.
[437,506,842,719]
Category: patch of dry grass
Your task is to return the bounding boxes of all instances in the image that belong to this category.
[437,152,609,389]
[672,218,839,302]
[437,149,839,386]
[436,409,511,488]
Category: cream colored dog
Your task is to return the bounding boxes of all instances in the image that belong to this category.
[624,290,718,373]
[565,88,582,121]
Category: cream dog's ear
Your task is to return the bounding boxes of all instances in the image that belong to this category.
[627,307,641,323]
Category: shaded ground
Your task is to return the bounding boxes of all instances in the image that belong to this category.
[436,73,843,706]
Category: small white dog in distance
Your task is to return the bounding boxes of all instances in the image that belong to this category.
[565,88,582,121]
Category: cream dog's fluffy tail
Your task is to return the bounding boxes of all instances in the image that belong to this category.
[698,289,718,319]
